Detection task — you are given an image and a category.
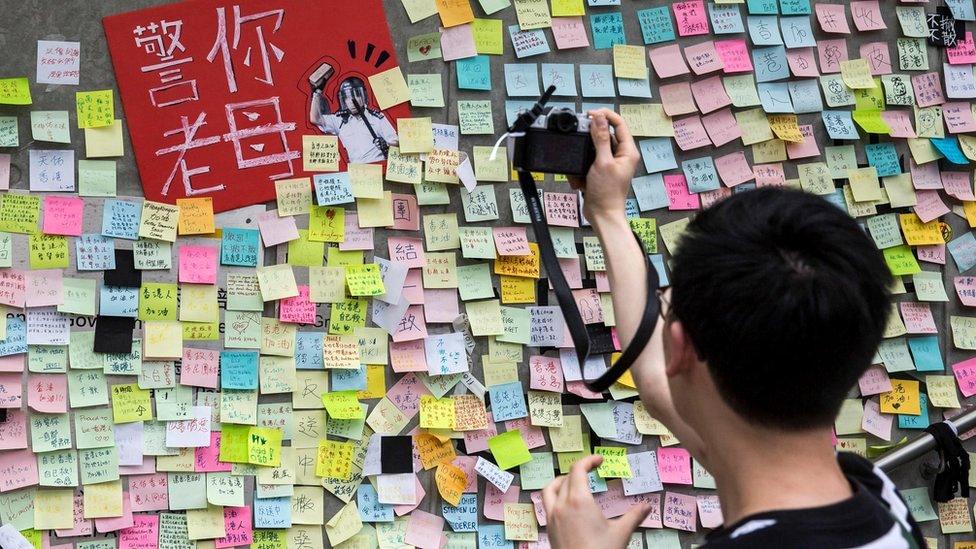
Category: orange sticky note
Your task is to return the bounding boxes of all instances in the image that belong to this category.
[176,197,215,235]
[435,0,475,27]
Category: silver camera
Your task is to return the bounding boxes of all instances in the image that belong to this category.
[512,107,612,177]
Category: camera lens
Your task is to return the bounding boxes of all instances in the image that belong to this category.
[548,109,578,134]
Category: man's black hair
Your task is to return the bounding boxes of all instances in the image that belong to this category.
[669,187,893,429]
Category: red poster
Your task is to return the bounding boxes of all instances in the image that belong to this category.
[104,0,410,212]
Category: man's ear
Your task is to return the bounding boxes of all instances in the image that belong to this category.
[664,320,696,378]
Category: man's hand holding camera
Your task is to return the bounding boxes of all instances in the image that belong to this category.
[568,109,641,226]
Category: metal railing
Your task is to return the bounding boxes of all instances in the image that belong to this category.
[874,408,976,472]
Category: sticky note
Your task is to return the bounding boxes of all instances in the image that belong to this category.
[487,430,532,470]
[369,66,412,110]
[75,90,114,128]
[0,78,32,105]
[176,197,215,235]
[85,120,124,157]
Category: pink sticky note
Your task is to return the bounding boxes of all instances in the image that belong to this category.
[0,409,27,450]
[754,164,786,187]
[713,151,754,187]
[815,3,850,34]
[566,379,604,399]
[440,24,477,61]
[817,39,848,74]
[0,355,25,373]
[0,269,26,308]
[389,237,426,269]
[195,432,233,472]
[0,448,38,492]
[257,210,299,247]
[463,417,498,453]
[557,257,583,289]
[862,399,892,441]
[697,495,724,529]
[483,484,520,521]
[394,475,427,516]
[943,103,976,134]
[672,0,709,36]
[912,72,945,108]
[423,289,459,323]
[690,76,731,115]
[119,457,156,476]
[391,194,421,231]
[700,188,732,209]
[593,481,633,518]
[543,192,579,227]
[178,245,218,284]
[649,44,690,78]
[956,277,976,307]
[25,269,63,308]
[279,285,316,324]
[914,190,950,223]
[953,357,976,397]
[859,42,892,75]
[701,108,741,148]
[492,227,531,256]
[714,39,753,74]
[119,513,158,549]
[95,493,134,533]
[850,1,886,31]
[180,347,220,388]
[0,154,9,191]
[684,41,724,75]
[129,473,170,512]
[858,364,893,396]
[657,448,693,485]
[900,302,938,334]
[943,171,976,200]
[664,174,701,211]
[505,418,546,449]
[392,304,428,342]
[42,196,84,236]
[917,244,945,265]
[786,48,819,77]
[948,32,976,65]
[390,340,430,375]
[386,373,430,417]
[910,160,942,190]
[786,125,820,160]
[552,16,589,49]
[215,506,252,548]
[402,268,425,304]
[529,355,564,393]
[27,374,68,413]
[671,115,711,151]
[340,213,375,251]
[880,111,916,138]
[662,492,698,532]
[660,82,697,116]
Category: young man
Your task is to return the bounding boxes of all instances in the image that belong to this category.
[541,110,926,548]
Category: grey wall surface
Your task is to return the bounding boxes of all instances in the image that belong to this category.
[0,0,966,547]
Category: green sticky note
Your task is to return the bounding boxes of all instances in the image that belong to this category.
[326,403,368,440]
[883,245,921,276]
[134,240,172,270]
[68,331,104,370]
[478,0,511,14]
[322,390,365,419]
[594,446,632,478]
[227,274,264,312]
[0,194,41,234]
[488,429,532,470]
[288,229,325,267]
[519,452,555,490]
[852,110,891,135]
[28,233,69,269]
[38,449,79,486]
[407,32,442,63]
[58,278,97,316]
[73,408,114,449]
[579,402,618,438]
[472,18,503,55]
[30,111,70,143]
[407,74,445,108]
[0,77,32,105]
[457,263,495,300]
[79,447,120,485]
[78,160,117,197]
[30,413,72,452]
[0,233,10,268]
[551,0,584,16]
[629,218,658,254]
[900,486,938,522]
[219,424,252,463]
[459,227,497,260]
[75,89,114,128]
[415,180,450,205]
[28,345,67,373]
[0,117,18,147]
[139,283,179,321]
[458,100,494,135]
[497,306,531,345]
[69,370,111,408]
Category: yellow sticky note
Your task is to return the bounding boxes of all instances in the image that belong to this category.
[880,379,921,416]
[514,0,551,29]
[397,117,435,153]
[402,0,439,22]
[348,163,384,199]
[34,489,74,529]
[316,439,354,479]
[504,503,539,542]
[612,45,647,80]
[84,119,124,157]
[287,230,325,267]
[83,479,123,519]
[247,427,283,467]
[75,90,114,128]
[345,264,386,296]
[368,66,412,110]
[275,178,313,216]
[840,59,877,90]
[767,114,804,143]
[435,0,476,27]
[899,213,944,246]
[144,320,183,360]
[594,446,632,478]
[357,191,395,228]
[848,167,883,202]
[176,197,215,235]
[0,77,32,105]
[303,135,340,172]
[256,264,299,302]
[551,0,584,16]
[309,205,346,243]
[322,390,365,419]
[420,394,456,429]
[28,234,69,269]
[139,201,180,242]
[473,18,504,55]
[111,383,154,423]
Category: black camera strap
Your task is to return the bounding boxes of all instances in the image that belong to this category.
[516,169,661,393]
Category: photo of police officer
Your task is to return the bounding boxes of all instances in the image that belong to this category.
[308,62,399,164]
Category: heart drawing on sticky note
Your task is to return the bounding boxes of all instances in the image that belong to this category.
[891,402,901,410]
[232,321,248,334]
[419,45,431,55]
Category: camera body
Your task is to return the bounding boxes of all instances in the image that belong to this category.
[512,107,604,177]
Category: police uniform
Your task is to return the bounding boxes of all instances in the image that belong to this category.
[314,108,399,164]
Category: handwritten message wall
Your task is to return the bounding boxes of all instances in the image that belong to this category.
[0,0,974,547]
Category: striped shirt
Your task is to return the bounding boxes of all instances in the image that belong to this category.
[704,453,925,548]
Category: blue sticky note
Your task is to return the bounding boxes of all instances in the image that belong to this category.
[508,25,551,58]
[681,157,721,193]
[650,254,669,286]
[587,470,608,492]
[488,381,528,421]
[949,232,976,273]
[0,317,27,357]
[931,137,970,165]
[617,74,653,98]
[579,64,616,97]
[824,188,848,212]
[624,199,641,219]
[253,497,292,528]
[758,83,794,113]
[332,367,367,391]
[478,525,514,549]
[946,0,975,21]
[312,173,354,206]
[780,16,815,48]
[443,493,478,532]
[898,393,930,430]
[456,55,492,90]
[637,7,675,44]
[639,138,677,173]
[865,143,901,177]
[541,64,578,96]
[788,79,824,114]
[220,228,260,267]
[504,100,535,126]
[822,111,859,140]
[581,102,615,112]
[779,0,811,15]
[358,484,394,522]
[753,47,790,82]
[747,16,783,45]
[295,332,324,370]
[708,3,745,34]
[747,0,778,14]
[504,63,541,97]
[76,234,116,271]
[99,286,138,317]
[588,0,620,5]
[908,336,944,372]
[632,173,669,211]
[589,12,626,50]
[220,350,259,390]
[101,199,141,240]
